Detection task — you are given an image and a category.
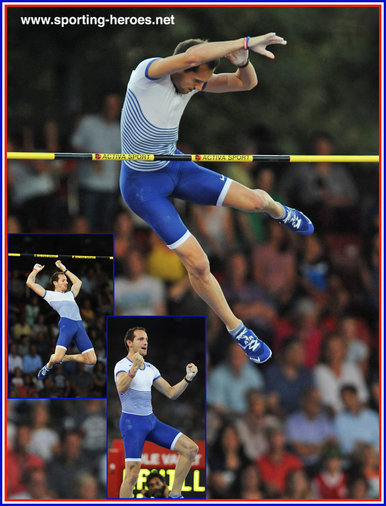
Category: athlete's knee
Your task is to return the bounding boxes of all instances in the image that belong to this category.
[186,441,199,462]
[180,440,199,461]
[84,352,97,365]
[184,250,210,278]
[124,462,141,487]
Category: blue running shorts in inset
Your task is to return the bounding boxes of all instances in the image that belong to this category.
[120,412,182,461]
[120,150,232,249]
[57,317,94,353]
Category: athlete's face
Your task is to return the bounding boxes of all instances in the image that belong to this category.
[54,274,68,292]
[147,477,166,497]
[131,330,149,356]
[171,64,213,94]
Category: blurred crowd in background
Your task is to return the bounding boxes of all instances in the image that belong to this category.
[8,260,111,398]
[7,399,106,499]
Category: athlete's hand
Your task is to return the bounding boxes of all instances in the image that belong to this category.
[33,263,45,273]
[226,48,249,67]
[248,32,287,59]
[186,363,198,380]
[55,260,67,271]
[132,352,144,370]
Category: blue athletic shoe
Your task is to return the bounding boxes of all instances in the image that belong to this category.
[169,494,184,499]
[276,205,314,235]
[233,326,272,364]
[37,364,52,380]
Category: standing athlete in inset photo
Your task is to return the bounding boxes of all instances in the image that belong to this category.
[114,326,198,499]
[120,33,314,365]
[26,260,97,380]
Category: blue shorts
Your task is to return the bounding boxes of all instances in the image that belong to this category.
[120,150,232,248]
[120,412,182,461]
[57,318,94,353]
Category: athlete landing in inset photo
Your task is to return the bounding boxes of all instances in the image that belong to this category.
[120,33,314,365]
[114,326,198,499]
[26,260,97,380]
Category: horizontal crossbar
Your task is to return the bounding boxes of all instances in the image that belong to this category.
[8,253,113,260]
[6,152,379,163]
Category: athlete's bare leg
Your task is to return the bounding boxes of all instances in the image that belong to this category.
[120,461,141,498]
[62,349,97,365]
[223,180,284,217]
[48,348,96,368]
[174,235,240,331]
[171,434,198,496]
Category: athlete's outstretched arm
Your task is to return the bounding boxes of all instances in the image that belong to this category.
[26,264,46,297]
[147,33,287,87]
[55,260,82,297]
[153,363,198,400]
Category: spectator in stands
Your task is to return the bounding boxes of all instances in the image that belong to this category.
[237,464,265,499]
[12,312,33,341]
[10,367,25,394]
[8,343,23,374]
[222,250,277,345]
[347,474,370,500]
[146,232,186,284]
[314,333,369,415]
[264,337,314,416]
[115,249,166,315]
[7,132,65,231]
[286,388,336,473]
[252,221,297,308]
[207,341,265,415]
[334,384,379,457]
[70,363,94,397]
[23,344,43,375]
[283,468,314,499]
[279,132,359,233]
[46,431,90,499]
[7,425,45,497]
[256,424,303,498]
[236,389,281,460]
[38,377,57,398]
[71,93,122,231]
[74,471,101,499]
[339,316,370,376]
[21,374,38,397]
[9,469,55,499]
[209,422,251,495]
[297,234,331,306]
[28,403,60,462]
[91,362,106,397]
[25,295,40,326]
[312,445,347,499]
[357,444,379,499]
[80,400,106,460]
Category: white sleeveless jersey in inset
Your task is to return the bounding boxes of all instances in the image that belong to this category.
[121,57,198,171]
[114,357,161,416]
[43,290,82,321]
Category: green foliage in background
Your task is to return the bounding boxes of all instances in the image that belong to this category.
[7,5,379,154]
